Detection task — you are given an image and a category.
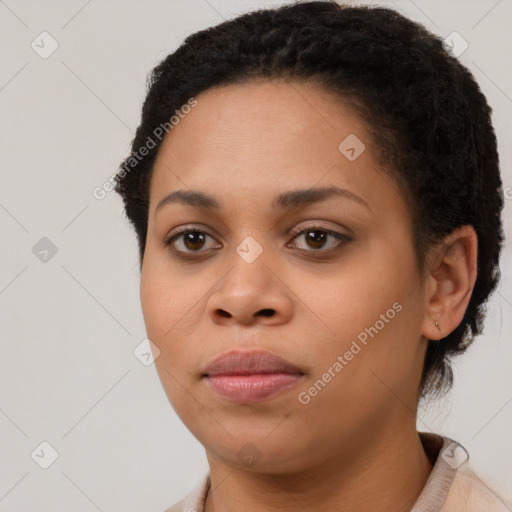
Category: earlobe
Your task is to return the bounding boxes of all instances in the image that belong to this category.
[421,225,478,341]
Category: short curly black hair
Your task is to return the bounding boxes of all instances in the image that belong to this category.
[114,0,504,400]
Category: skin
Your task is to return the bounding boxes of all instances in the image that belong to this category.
[140,78,478,512]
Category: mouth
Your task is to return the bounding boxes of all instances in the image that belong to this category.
[202,349,305,403]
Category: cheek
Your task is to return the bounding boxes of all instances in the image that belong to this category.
[292,259,405,346]
[141,244,190,324]
[139,251,214,377]
[139,260,201,410]
[140,265,169,340]
[140,252,191,350]
[295,239,421,379]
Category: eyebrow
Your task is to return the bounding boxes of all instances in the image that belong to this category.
[154,185,373,216]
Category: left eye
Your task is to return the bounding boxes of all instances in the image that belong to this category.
[288,227,350,251]
[165,229,219,253]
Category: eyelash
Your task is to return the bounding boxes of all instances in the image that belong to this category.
[163,224,351,260]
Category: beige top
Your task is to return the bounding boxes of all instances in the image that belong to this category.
[164,433,511,512]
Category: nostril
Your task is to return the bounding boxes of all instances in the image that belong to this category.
[217,309,231,318]
[258,309,275,317]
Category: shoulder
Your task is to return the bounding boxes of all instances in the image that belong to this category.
[442,464,511,512]
[162,472,210,512]
[414,433,511,512]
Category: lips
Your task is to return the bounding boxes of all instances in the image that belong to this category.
[203,349,304,377]
[202,350,304,403]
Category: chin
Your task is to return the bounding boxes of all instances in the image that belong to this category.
[200,428,318,474]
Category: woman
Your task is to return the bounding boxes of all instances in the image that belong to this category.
[114,1,509,510]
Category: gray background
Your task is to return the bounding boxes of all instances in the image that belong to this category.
[1,0,511,510]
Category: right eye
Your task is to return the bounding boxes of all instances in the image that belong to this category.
[164,228,221,258]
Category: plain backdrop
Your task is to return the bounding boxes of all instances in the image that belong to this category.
[1,0,511,510]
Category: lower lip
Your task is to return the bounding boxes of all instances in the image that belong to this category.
[204,373,302,403]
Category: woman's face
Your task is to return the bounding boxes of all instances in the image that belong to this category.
[141,79,430,472]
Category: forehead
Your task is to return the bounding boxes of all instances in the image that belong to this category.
[148,79,408,221]
[153,78,365,162]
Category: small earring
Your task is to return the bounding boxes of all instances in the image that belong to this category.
[435,320,441,332]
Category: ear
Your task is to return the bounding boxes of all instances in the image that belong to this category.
[421,225,478,341]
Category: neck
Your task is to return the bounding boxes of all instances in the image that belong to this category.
[203,423,433,512]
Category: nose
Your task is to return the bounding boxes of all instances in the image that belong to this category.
[206,253,293,327]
